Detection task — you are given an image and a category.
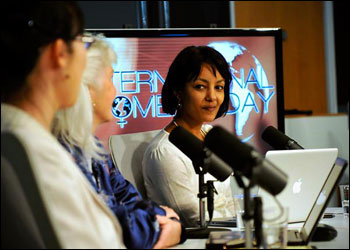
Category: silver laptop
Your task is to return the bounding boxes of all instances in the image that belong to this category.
[260,148,338,223]
[205,157,347,246]
[287,157,347,244]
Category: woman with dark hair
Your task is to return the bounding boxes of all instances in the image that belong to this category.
[1,2,124,248]
[142,46,236,227]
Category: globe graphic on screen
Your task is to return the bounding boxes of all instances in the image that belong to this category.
[112,96,132,119]
[208,41,272,143]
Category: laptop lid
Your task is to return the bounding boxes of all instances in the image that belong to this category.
[300,157,348,244]
[260,148,338,223]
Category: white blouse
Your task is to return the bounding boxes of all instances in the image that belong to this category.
[1,104,125,249]
[142,124,235,227]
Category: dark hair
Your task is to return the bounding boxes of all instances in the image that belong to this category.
[1,1,84,102]
[162,46,232,119]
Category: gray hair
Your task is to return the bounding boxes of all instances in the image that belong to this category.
[52,34,117,161]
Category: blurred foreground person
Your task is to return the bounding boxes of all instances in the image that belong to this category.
[1,2,125,248]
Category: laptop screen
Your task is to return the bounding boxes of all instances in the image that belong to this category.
[301,157,348,242]
[263,148,338,223]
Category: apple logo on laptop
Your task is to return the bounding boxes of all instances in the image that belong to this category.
[317,191,327,205]
[293,178,302,194]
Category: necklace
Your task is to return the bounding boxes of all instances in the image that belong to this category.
[172,120,206,138]
[172,120,179,127]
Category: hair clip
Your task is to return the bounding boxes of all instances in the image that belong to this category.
[28,20,34,27]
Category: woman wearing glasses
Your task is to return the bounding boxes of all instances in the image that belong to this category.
[52,35,184,249]
[1,2,124,248]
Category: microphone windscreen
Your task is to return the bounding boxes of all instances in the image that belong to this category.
[169,126,203,172]
[261,126,290,150]
[204,126,253,174]
[205,126,288,195]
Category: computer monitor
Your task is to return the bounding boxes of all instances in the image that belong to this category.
[88,28,284,154]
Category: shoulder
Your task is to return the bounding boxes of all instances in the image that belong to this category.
[142,130,193,176]
[21,130,81,178]
[145,130,170,155]
[2,104,80,178]
[144,129,183,161]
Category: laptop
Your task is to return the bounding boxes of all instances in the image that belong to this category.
[260,148,338,223]
[287,157,347,244]
[205,157,348,247]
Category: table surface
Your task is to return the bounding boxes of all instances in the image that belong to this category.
[170,207,349,249]
[311,208,349,249]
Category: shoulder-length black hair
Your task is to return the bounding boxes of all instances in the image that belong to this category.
[161,46,232,119]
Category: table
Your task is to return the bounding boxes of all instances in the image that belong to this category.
[310,208,349,249]
[170,208,349,249]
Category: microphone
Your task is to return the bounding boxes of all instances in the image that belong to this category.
[262,126,304,150]
[169,126,232,182]
[169,126,233,224]
[204,126,288,196]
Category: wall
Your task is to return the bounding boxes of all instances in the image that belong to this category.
[77,1,139,28]
[169,1,230,28]
[285,115,349,206]
[235,1,328,115]
[333,2,348,113]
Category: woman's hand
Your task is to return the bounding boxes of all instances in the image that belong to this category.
[153,215,181,249]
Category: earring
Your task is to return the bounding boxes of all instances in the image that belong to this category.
[177,102,182,110]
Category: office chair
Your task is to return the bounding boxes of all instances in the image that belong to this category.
[109,130,161,199]
[1,132,60,249]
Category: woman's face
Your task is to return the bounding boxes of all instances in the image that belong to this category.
[178,63,225,125]
[93,66,116,124]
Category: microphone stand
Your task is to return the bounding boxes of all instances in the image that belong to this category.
[186,155,230,238]
[198,171,207,228]
[233,171,263,248]
[185,168,214,238]
[194,164,216,229]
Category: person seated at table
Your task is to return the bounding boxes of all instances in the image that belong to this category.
[52,35,186,249]
[2,2,125,248]
[142,45,236,227]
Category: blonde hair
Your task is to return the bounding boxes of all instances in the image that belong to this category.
[52,34,117,161]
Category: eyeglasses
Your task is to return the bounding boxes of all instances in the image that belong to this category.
[76,34,95,49]
[27,20,95,50]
